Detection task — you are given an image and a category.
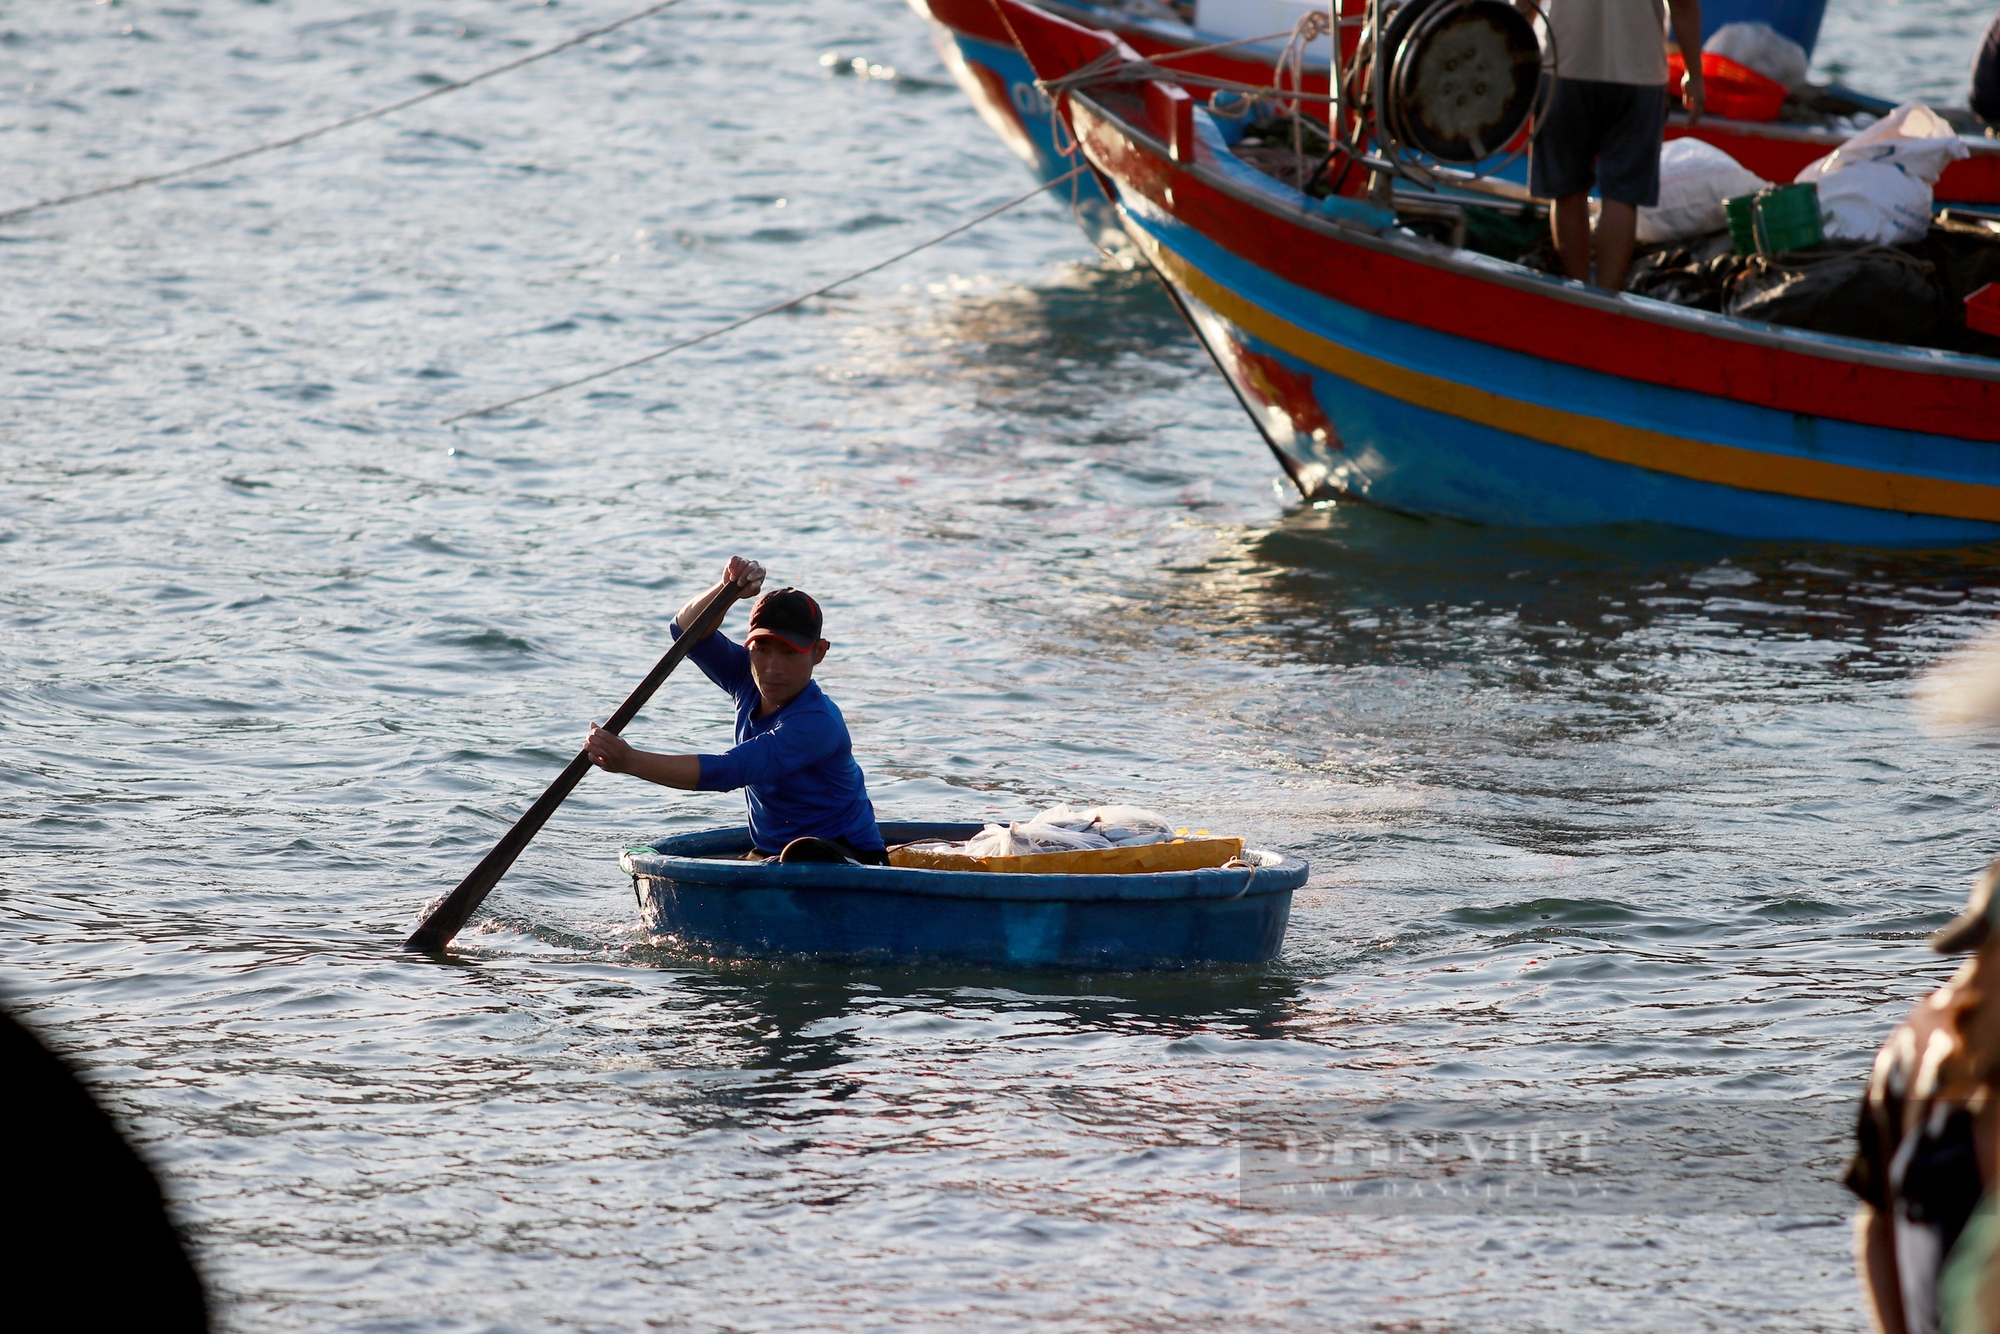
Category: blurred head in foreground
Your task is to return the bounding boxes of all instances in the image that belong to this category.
[1913,626,2000,732]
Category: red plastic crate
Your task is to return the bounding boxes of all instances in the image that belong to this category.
[1704,54,1788,122]
[1669,51,1788,122]
[1968,283,2000,338]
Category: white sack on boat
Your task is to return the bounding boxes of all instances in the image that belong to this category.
[1812,162,1937,244]
[1796,104,1970,187]
[1703,22,1810,91]
[1636,137,1769,243]
[1796,104,1970,245]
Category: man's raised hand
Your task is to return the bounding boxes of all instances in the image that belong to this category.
[672,559,760,639]
[723,556,766,599]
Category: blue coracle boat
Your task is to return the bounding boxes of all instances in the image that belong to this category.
[620,822,1307,968]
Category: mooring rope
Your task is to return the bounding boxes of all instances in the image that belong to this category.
[441,165,1090,424]
[0,0,687,225]
[1037,44,1340,108]
[1123,26,1316,66]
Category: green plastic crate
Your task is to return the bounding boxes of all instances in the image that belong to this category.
[1754,182,1824,254]
[1723,192,1761,256]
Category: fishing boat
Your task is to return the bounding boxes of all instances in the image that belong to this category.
[620,822,1307,968]
[910,0,2000,250]
[904,0,1332,249]
[995,0,2000,543]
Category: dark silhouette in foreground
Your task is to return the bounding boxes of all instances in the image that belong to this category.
[0,1006,208,1331]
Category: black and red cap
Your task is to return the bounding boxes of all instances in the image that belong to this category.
[746,587,823,653]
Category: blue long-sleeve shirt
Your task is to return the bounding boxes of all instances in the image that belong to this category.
[671,623,882,853]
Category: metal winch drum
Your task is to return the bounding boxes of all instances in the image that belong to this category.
[1380,0,1542,164]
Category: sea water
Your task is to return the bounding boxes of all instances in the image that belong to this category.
[2,0,1995,1328]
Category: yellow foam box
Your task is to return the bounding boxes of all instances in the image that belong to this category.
[887,837,1244,875]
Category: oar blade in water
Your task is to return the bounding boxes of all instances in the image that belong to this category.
[403,584,740,952]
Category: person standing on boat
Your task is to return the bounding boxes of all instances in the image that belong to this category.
[1523,0,1705,291]
[582,556,887,865]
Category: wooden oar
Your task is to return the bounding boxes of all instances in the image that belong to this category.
[404,582,742,952]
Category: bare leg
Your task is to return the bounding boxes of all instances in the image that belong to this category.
[1594,200,1639,292]
[1552,193,1593,282]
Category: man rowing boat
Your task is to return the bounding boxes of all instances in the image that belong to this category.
[583,557,886,864]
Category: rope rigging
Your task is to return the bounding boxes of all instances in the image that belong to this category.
[0,0,688,225]
[1034,0,1551,197]
[441,165,1091,424]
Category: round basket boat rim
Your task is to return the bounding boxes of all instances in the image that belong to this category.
[620,822,1309,901]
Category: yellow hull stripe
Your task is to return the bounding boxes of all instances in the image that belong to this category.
[1137,230,2000,523]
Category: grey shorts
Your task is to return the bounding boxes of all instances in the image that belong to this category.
[1529,77,1667,207]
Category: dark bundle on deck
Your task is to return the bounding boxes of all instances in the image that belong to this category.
[1622,215,2000,357]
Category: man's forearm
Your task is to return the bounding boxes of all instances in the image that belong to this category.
[1667,0,1702,67]
[623,750,703,790]
[1665,0,1704,122]
[671,579,732,637]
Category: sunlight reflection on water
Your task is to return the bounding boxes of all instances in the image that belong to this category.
[2,1,1997,1330]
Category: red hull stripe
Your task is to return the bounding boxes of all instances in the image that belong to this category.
[1134,227,2000,522]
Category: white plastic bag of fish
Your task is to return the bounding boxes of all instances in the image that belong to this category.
[1703,21,1809,91]
[1796,103,1970,246]
[929,804,1181,858]
[1637,138,1768,244]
